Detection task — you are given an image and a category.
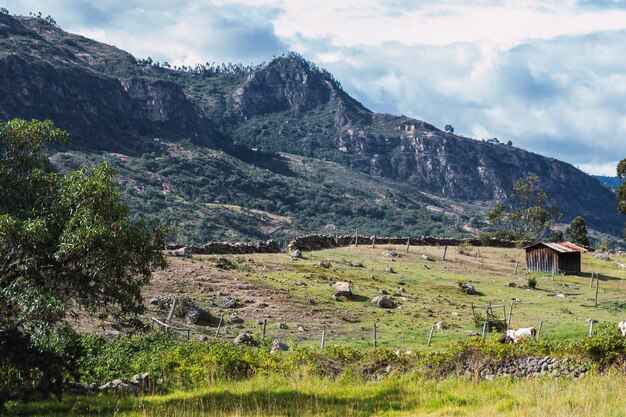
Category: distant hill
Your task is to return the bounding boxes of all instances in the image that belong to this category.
[0,13,623,242]
[595,176,625,191]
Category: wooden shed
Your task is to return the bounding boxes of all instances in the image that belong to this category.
[524,242,588,274]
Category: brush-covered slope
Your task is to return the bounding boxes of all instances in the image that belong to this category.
[0,13,622,240]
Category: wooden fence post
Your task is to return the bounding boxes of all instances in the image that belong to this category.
[373,322,378,348]
[442,245,448,261]
[482,322,488,341]
[372,234,376,249]
[508,301,514,329]
[215,313,224,337]
[262,319,267,341]
[166,297,177,323]
[589,320,595,337]
[514,260,519,275]
[536,320,543,340]
[406,237,410,253]
[590,271,594,288]
[427,324,435,347]
[320,330,326,350]
[594,275,600,307]
[355,229,358,247]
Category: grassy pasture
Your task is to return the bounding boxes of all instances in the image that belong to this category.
[202,244,626,349]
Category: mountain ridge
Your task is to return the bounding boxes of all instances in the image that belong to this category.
[0,13,623,241]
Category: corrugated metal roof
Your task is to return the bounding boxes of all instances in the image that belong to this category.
[524,241,587,253]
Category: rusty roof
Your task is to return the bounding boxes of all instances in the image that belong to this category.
[524,241,588,253]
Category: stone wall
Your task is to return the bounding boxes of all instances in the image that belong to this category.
[287,234,521,252]
[454,356,589,380]
[166,240,281,255]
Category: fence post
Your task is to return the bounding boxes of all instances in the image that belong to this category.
[536,320,543,340]
[166,297,177,323]
[442,245,447,261]
[594,275,600,307]
[482,321,488,341]
[589,320,595,337]
[508,301,514,329]
[262,319,267,341]
[427,324,435,347]
[514,260,519,275]
[372,234,376,249]
[215,313,224,337]
[373,322,378,348]
[320,330,326,350]
[590,271,594,288]
[406,237,410,253]
[355,229,358,247]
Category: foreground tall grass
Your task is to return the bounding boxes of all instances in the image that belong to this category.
[8,371,626,416]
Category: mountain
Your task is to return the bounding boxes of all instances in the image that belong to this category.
[0,13,623,242]
[595,176,624,191]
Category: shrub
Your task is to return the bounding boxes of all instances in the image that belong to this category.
[528,277,537,288]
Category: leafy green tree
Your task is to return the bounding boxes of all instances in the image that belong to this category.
[565,216,590,246]
[487,173,560,241]
[618,158,626,239]
[0,119,166,406]
[548,230,564,242]
[444,124,454,133]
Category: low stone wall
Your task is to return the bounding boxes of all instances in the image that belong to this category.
[287,234,520,252]
[456,356,589,379]
[166,240,282,255]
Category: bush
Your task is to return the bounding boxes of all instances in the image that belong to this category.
[528,277,537,288]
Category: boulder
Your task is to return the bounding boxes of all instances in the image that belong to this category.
[385,267,395,273]
[435,321,447,330]
[371,296,396,309]
[350,261,364,267]
[594,252,611,261]
[332,282,352,297]
[234,333,258,346]
[290,250,302,259]
[271,340,289,352]
[215,257,235,269]
[229,315,244,324]
[460,284,477,295]
[383,250,400,258]
[223,296,239,309]
[506,282,517,288]
[149,296,161,306]
[277,322,288,329]
[198,335,209,341]
[167,247,191,257]
[421,254,434,261]
[184,301,206,324]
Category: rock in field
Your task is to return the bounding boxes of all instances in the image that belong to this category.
[371,296,396,309]
[234,333,258,346]
[332,282,352,297]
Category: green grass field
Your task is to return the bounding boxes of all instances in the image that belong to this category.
[8,371,626,416]
[209,245,626,349]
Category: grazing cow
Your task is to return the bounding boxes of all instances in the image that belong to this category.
[502,327,536,343]
[618,320,626,336]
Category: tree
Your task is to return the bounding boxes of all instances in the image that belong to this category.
[0,119,166,406]
[549,230,564,242]
[565,216,590,246]
[618,158,626,239]
[487,173,560,241]
[444,124,454,133]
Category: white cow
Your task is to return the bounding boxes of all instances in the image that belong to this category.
[504,327,536,343]
[618,321,626,336]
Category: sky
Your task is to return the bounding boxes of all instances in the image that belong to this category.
[3,0,626,175]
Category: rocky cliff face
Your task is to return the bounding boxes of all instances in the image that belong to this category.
[0,14,622,237]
